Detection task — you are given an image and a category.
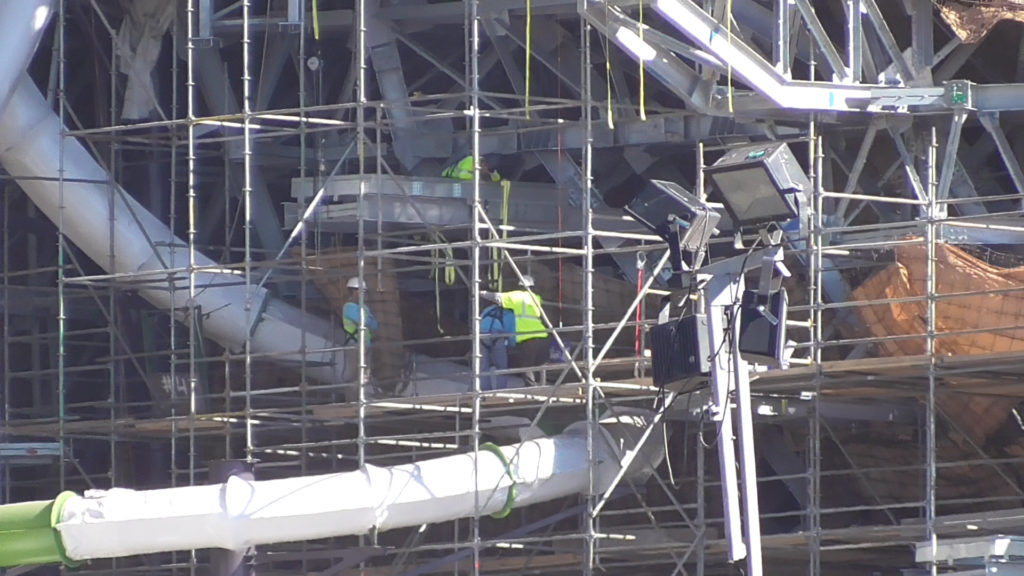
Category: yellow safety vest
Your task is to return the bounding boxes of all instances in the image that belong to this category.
[342,302,375,345]
[441,155,501,182]
[498,290,545,343]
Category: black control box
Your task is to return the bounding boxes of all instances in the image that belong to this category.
[651,313,711,390]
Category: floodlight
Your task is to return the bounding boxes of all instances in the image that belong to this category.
[620,180,721,286]
[651,312,711,390]
[704,142,809,229]
[738,288,789,367]
[640,180,721,251]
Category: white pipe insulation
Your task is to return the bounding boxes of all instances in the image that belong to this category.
[0,0,350,384]
[55,414,663,561]
[0,73,348,383]
[0,0,51,113]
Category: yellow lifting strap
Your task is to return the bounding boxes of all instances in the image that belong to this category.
[430,247,444,334]
[491,245,501,290]
[430,238,456,335]
[434,255,445,334]
[493,179,512,290]
[312,0,321,41]
[443,246,456,286]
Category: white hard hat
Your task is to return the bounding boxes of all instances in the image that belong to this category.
[520,275,535,288]
[346,277,365,290]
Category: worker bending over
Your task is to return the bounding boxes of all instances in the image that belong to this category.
[479,303,516,391]
[442,153,503,182]
[480,275,548,386]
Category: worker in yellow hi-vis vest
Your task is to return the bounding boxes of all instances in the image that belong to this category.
[342,277,379,385]
[443,153,511,286]
[441,153,503,182]
[480,275,547,386]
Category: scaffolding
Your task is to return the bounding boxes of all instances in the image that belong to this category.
[5,1,1024,575]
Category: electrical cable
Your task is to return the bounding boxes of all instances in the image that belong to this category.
[698,232,762,450]
[698,404,722,449]
[707,236,761,367]
[668,214,712,325]
[663,421,676,487]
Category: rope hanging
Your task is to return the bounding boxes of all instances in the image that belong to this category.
[499,179,512,290]
[430,237,456,335]
[312,0,320,41]
[432,247,445,334]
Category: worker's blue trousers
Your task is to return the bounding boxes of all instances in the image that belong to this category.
[481,338,509,390]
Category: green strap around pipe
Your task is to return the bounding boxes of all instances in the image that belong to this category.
[0,491,76,567]
[479,443,517,519]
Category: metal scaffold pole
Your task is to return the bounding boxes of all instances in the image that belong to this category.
[926,125,939,576]
[357,0,369,458]
[186,2,200,574]
[56,0,67,500]
[242,0,255,475]
[581,4,598,575]
[809,122,823,576]
[356,8,369,572]
[469,0,485,574]
[296,3,311,570]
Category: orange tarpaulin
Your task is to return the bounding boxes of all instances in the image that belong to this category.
[852,242,1024,358]
[937,1,1024,43]
[851,241,1024,445]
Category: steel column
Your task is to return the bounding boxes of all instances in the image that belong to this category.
[793,0,848,81]
[861,0,915,82]
[936,109,967,212]
[847,0,863,82]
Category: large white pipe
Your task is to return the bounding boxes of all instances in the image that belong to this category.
[0,70,481,394]
[0,0,51,113]
[0,73,345,382]
[48,414,663,561]
[0,0,347,384]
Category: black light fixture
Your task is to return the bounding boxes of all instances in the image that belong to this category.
[738,288,789,367]
[622,179,721,287]
[704,142,809,230]
[650,311,711,390]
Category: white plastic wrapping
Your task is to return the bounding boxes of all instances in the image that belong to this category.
[56,415,663,561]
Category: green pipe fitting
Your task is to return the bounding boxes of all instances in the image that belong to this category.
[0,491,76,568]
[0,500,55,532]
